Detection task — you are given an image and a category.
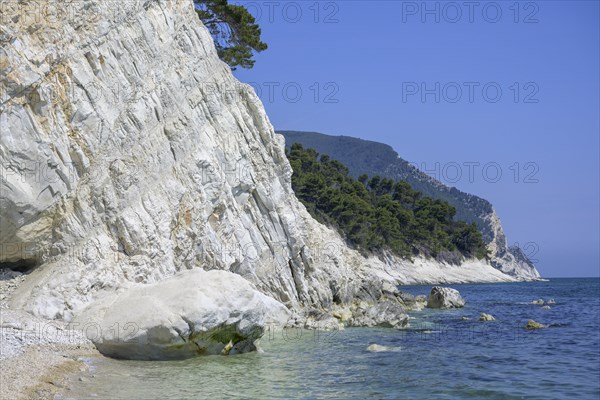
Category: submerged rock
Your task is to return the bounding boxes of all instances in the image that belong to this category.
[426,287,465,309]
[526,320,547,330]
[542,305,551,310]
[72,269,290,360]
[479,313,496,321]
[547,299,556,304]
[532,299,544,305]
[366,344,401,352]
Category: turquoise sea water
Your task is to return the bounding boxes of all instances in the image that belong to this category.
[62,278,600,399]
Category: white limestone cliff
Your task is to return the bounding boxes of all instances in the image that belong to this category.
[484,209,541,280]
[1,0,529,340]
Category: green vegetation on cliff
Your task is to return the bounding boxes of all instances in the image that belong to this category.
[287,143,489,261]
[194,0,267,69]
[279,130,495,242]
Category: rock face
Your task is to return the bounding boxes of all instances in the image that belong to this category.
[0,0,531,351]
[278,131,541,281]
[484,211,541,280]
[72,269,290,360]
[1,0,418,326]
[427,287,465,309]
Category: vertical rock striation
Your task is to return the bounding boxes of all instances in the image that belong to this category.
[1,0,531,334]
[483,210,540,280]
[0,0,398,322]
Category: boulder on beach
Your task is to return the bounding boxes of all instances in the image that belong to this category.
[72,269,290,360]
[426,287,465,309]
[526,320,547,330]
[479,313,496,321]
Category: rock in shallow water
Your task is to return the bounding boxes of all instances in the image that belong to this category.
[349,301,409,329]
[526,320,547,330]
[479,313,496,321]
[71,269,290,360]
[426,287,465,309]
[303,309,344,331]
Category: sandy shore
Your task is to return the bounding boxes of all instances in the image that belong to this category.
[1,342,99,399]
[1,270,102,400]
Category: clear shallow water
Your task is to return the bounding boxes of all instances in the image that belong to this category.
[63,278,600,399]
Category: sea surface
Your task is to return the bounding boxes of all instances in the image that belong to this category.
[62,278,600,399]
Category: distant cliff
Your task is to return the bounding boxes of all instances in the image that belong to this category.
[279,131,540,280]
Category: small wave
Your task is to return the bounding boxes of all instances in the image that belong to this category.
[408,328,440,333]
[548,323,569,328]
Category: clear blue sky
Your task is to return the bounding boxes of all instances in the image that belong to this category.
[233,1,599,278]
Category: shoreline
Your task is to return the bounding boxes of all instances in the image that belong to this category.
[1,268,543,398]
[1,342,100,400]
[1,270,102,400]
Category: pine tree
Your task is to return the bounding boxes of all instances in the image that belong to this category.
[194,0,268,69]
[286,144,489,261]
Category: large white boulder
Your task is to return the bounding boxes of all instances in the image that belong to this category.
[72,269,290,360]
[426,287,465,309]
